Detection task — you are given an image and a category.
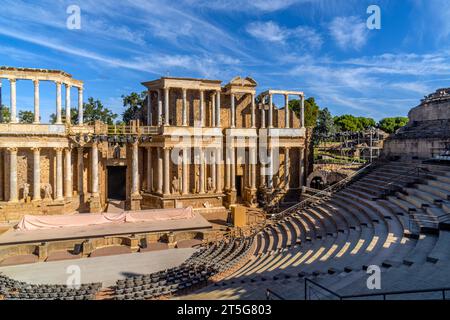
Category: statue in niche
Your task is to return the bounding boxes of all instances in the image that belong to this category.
[195,171,200,193]
[113,144,121,159]
[207,177,213,192]
[172,176,179,194]
[22,183,30,202]
[44,183,53,200]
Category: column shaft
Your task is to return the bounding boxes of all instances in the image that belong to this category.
[199,90,205,127]
[216,148,222,193]
[216,91,221,127]
[299,148,305,187]
[164,88,170,126]
[157,89,163,125]
[131,142,139,195]
[211,92,216,127]
[91,143,99,196]
[8,148,18,202]
[231,146,236,191]
[56,148,64,200]
[10,79,17,123]
[199,148,205,194]
[268,94,273,128]
[157,147,163,194]
[77,147,84,196]
[64,148,73,198]
[32,148,41,201]
[65,85,71,124]
[33,80,40,123]
[78,88,84,125]
[285,148,290,190]
[285,94,290,128]
[251,94,256,128]
[230,93,235,128]
[163,148,170,195]
[182,88,188,126]
[225,144,231,190]
[211,151,216,192]
[300,95,305,128]
[182,148,189,195]
[268,148,273,189]
[261,106,266,129]
[56,82,62,124]
[251,147,257,189]
[146,147,152,192]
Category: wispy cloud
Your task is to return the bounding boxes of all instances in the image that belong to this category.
[328,16,369,50]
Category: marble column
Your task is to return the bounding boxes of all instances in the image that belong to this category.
[157,147,163,194]
[182,148,189,195]
[211,151,216,192]
[147,90,152,126]
[163,147,170,195]
[285,147,290,190]
[251,94,256,128]
[91,143,99,196]
[146,147,152,192]
[32,147,41,201]
[64,148,73,198]
[55,82,62,124]
[78,87,84,125]
[131,142,139,196]
[216,90,221,127]
[299,147,305,187]
[199,148,205,194]
[65,84,71,124]
[211,92,216,127]
[216,148,222,193]
[268,148,274,189]
[231,146,236,191]
[230,93,236,128]
[8,148,18,202]
[268,94,274,128]
[164,88,170,126]
[251,147,257,189]
[199,90,205,127]
[55,148,64,200]
[261,106,266,129]
[182,88,188,126]
[285,94,290,128]
[157,89,163,126]
[10,79,17,123]
[33,80,40,124]
[77,147,84,196]
[300,95,305,128]
[225,144,231,191]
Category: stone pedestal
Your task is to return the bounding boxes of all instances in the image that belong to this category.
[128,193,142,211]
[37,243,48,262]
[225,190,237,208]
[88,194,102,213]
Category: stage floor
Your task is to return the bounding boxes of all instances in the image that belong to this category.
[0,212,212,245]
[0,248,196,287]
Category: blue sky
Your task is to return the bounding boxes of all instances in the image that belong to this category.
[0,0,450,122]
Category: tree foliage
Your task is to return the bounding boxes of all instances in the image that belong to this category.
[0,106,10,123]
[334,114,376,132]
[122,91,146,124]
[19,110,34,123]
[289,97,320,127]
[50,97,117,125]
[315,108,337,140]
[378,117,408,134]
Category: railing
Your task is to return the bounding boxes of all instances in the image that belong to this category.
[272,162,375,220]
[266,288,285,300]
[376,166,429,199]
[107,124,136,135]
[305,278,450,300]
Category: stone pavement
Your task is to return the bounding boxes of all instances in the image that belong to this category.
[0,248,196,287]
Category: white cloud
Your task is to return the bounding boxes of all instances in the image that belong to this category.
[329,16,369,50]
[246,21,323,50]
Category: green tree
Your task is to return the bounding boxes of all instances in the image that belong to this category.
[50,98,117,125]
[290,97,320,127]
[19,110,34,123]
[0,106,10,123]
[122,91,146,123]
[378,117,408,134]
[315,108,337,142]
[334,115,376,132]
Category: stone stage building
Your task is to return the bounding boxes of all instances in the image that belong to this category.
[0,67,309,222]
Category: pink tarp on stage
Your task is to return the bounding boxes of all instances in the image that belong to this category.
[15,207,196,231]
